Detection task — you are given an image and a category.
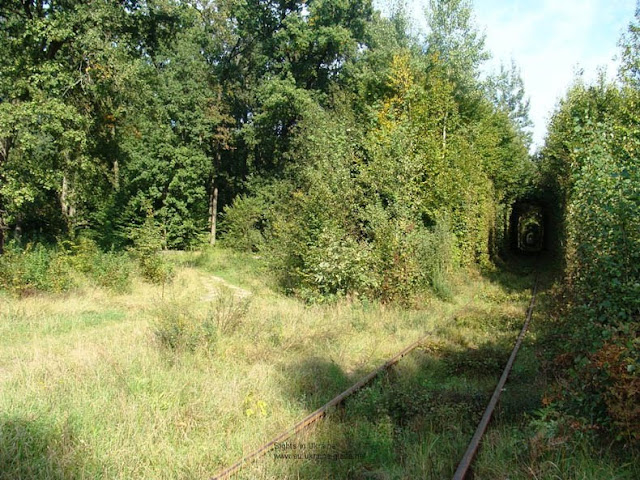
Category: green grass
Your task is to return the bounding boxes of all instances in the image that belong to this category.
[0,248,637,479]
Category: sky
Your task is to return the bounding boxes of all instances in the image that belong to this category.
[402,0,637,150]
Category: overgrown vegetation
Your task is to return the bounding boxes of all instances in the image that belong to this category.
[1,0,532,304]
[221,6,533,303]
[0,238,132,295]
[1,0,638,472]
[0,233,174,295]
[153,287,250,351]
[538,9,640,444]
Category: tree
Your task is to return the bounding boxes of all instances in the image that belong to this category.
[0,0,98,241]
[217,0,374,186]
[485,59,533,146]
[424,0,489,115]
[116,1,231,248]
[619,1,640,88]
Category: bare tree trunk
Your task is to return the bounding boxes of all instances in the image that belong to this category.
[61,175,75,217]
[442,111,448,159]
[111,123,120,191]
[14,215,22,241]
[61,175,76,232]
[113,159,120,191]
[209,183,218,246]
[0,212,5,254]
[61,174,69,217]
[504,206,509,252]
[1,134,11,253]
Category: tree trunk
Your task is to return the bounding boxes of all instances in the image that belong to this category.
[113,159,120,191]
[112,123,119,191]
[504,206,509,252]
[14,216,22,241]
[61,175,76,233]
[209,183,218,246]
[0,213,5,254]
[442,111,448,160]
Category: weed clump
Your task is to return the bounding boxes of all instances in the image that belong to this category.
[64,237,132,293]
[207,287,251,334]
[153,288,250,352]
[0,242,73,294]
[0,238,133,295]
[128,213,174,285]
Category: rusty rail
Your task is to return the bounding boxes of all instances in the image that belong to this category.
[452,277,539,480]
[210,301,472,480]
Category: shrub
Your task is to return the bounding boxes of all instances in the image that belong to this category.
[92,253,132,293]
[62,236,132,293]
[152,289,250,351]
[206,287,251,334]
[64,236,100,273]
[220,99,463,303]
[0,238,133,295]
[128,213,173,285]
[0,242,74,294]
[541,83,640,444]
[296,226,378,302]
[220,194,268,252]
[152,303,212,351]
[365,209,454,302]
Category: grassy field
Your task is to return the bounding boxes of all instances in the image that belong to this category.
[0,248,637,479]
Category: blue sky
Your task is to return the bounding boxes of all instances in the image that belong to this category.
[399,0,637,149]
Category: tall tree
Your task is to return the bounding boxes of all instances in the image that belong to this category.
[619,1,640,88]
[424,0,489,114]
[485,59,533,146]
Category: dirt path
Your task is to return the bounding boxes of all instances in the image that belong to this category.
[200,275,252,301]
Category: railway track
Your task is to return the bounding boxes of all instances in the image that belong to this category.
[452,277,538,479]
[211,278,539,480]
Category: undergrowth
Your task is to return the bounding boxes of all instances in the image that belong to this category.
[152,287,250,352]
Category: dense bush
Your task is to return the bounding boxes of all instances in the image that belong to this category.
[0,237,133,295]
[222,50,526,303]
[541,80,640,443]
[91,253,133,293]
[128,213,174,285]
[153,289,250,351]
[219,194,269,252]
[0,242,73,294]
[63,237,133,293]
[565,141,640,441]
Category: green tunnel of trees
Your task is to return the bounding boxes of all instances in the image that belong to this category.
[509,200,545,254]
[1,0,638,444]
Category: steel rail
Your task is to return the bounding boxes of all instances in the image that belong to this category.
[210,302,473,480]
[452,277,539,480]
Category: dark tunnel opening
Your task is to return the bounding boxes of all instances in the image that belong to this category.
[508,200,549,255]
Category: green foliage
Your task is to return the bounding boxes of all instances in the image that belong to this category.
[220,194,268,252]
[0,242,73,294]
[619,3,640,88]
[63,236,132,292]
[0,1,230,248]
[206,288,251,335]
[224,42,528,302]
[152,289,250,351]
[425,0,489,110]
[91,253,133,293]
[0,0,530,269]
[285,224,379,302]
[485,59,533,146]
[128,213,173,285]
[540,76,640,443]
[0,237,134,295]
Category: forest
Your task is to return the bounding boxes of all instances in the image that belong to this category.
[0,0,638,478]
